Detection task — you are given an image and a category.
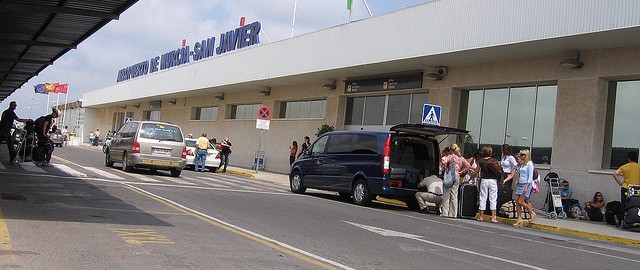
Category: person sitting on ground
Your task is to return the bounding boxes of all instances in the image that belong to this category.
[582,192,606,221]
[560,180,581,218]
[415,172,443,214]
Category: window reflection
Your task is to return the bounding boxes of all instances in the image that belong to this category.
[386,94,410,125]
[604,81,640,168]
[345,92,429,126]
[459,85,557,164]
[363,96,385,125]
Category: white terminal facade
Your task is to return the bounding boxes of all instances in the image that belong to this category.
[82,0,640,205]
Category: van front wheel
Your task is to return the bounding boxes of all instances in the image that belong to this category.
[353,179,371,206]
[290,172,306,194]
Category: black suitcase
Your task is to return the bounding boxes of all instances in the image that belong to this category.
[458,183,478,218]
[485,183,512,215]
[605,201,621,225]
[623,207,640,228]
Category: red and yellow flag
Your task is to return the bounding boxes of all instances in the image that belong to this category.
[45,82,59,93]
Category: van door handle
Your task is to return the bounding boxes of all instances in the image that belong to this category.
[316,158,324,165]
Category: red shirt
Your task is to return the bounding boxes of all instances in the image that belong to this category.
[290,146,298,157]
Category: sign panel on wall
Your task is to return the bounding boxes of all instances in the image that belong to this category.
[344,73,423,93]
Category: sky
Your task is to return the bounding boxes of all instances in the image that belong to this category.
[2,0,430,119]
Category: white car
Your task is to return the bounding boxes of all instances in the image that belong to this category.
[184,138,221,172]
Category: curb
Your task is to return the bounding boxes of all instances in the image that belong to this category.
[376,197,640,247]
[225,169,256,178]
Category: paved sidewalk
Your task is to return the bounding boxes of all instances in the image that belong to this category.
[227,166,640,247]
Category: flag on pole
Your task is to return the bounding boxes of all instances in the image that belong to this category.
[45,82,59,93]
[34,84,48,95]
[56,83,69,94]
[347,0,353,10]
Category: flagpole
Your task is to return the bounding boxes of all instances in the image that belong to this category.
[62,83,69,127]
[45,91,50,116]
[290,0,298,38]
[362,0,373,17]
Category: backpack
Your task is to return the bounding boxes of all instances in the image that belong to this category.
[605,201,621,225]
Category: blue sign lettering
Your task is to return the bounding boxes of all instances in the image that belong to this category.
[116,21,261,82]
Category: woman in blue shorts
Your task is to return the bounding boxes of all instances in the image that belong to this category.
[513,149,537,227]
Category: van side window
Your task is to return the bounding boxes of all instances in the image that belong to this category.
[126,122,139,138]
[311,136,329,155]
[350,135,378,154]
[116,123,131,138]
[326,134,352,154]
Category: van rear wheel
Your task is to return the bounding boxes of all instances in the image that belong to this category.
[122,153,133,172]
[353,179,371,206]
[170,169,181,177]
[105,151,114,167]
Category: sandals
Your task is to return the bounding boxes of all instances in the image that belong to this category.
[529,213,538,223]
[513,221,523,227]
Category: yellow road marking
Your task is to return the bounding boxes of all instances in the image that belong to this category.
[111,228,174,245]
[125,186,341,270]
[0,207,16,262]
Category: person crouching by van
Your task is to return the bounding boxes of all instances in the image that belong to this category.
[34,107,60,167]
[440,143,471,218]
[415,173,443,214]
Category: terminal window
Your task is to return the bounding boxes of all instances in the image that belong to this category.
[603,80,640,169]
[192,106,218,121]
[229,103,262,120]
[459,85,557,164]
[279,99,326,119]
[345,92,428,127]
[143,110,161,121]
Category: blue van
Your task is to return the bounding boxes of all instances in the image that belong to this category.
[289,124,468,208]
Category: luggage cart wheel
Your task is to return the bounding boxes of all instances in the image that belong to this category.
[549,212,557,219]
[12,159,20,165]
[558,212,567,219]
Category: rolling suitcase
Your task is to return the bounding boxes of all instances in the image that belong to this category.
[622,185,640,228]
[458,183,478,218]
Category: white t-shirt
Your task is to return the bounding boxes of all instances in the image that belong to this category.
[501,155,517,174]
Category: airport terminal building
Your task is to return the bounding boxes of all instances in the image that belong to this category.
[82,0,640,203]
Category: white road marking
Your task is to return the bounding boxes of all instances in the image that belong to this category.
[83,167,124,180]
[20,162,46,173]
[160,177,195,185]
[0,162,5,170]
[345,221,547,270]
[53,164,87,177]
[204,174,283,192]
[129,174,162,182]
[195,176,258,190]
[125,184,355,270]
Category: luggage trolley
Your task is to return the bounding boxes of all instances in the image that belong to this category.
[12,122,36,165]
[536,172,567,219]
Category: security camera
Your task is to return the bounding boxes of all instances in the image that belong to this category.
[437,67,447,76]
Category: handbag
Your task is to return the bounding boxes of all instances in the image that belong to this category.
[443,156,457,188]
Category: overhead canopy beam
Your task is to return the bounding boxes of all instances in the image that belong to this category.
[0,58,52,65]
[0,2,120,20]
[0,70,36,76]
[0,38,76,49]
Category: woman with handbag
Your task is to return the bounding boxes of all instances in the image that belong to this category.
[440,144,471,218]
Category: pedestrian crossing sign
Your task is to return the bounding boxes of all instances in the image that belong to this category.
[422,104,441,126]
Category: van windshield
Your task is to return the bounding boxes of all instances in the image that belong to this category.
[139,123,183,142]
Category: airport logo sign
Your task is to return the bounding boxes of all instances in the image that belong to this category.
[116,21,261,83]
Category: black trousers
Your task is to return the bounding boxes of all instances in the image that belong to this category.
[620,187,628,222]
[0,128,17,161]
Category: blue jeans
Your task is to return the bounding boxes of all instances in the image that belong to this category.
[220,153,229,171]
[194,149,207,171]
